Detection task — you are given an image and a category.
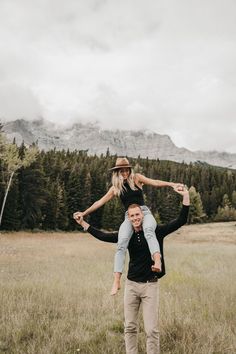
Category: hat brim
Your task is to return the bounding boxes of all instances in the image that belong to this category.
[109,165,133,171]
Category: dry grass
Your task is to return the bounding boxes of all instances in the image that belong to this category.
[0,222,236,354]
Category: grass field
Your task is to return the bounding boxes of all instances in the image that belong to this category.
[0,222,236,354]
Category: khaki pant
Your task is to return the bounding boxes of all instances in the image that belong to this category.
[124,279,160,354]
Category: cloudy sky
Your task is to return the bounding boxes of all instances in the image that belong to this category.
[0,0,236,153]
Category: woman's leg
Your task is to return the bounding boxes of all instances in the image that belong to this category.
[142,207,161,272]
[111,216,133,295]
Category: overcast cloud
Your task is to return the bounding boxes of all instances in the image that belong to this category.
[0,0,236,153]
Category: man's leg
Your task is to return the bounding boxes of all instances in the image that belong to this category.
[141,282,160,354]
[124,279,141,354]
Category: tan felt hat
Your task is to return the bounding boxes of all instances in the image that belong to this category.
[109,157,133,170]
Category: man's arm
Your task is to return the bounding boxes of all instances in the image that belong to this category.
[75,216,118,243]
[156,185,190,238]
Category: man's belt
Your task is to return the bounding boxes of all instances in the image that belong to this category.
[145,276,158,283]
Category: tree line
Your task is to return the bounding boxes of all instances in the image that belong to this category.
[1,126,236,231]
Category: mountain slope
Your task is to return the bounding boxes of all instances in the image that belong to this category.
[2,118,236,169]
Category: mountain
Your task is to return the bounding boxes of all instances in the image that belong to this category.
[2,118,236,169]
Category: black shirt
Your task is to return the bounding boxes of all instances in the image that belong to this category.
[119,182,145,210]
[87,205,189,282]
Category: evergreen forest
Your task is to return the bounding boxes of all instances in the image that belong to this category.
[1,126,236,231]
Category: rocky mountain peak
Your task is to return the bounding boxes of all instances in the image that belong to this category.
[2,118,236,169]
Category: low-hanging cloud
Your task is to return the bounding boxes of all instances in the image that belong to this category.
[0,0,236,153]
[0,84,43,121]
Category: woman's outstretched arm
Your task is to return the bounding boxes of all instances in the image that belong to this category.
[73,186,115,219]
[135,173,183,189]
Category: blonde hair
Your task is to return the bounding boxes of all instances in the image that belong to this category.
[112,168,136,196]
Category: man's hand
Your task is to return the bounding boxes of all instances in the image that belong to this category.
[173,184,190,205]
[75,215,83,225]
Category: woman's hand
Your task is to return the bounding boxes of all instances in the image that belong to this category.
[173,184,189,195]
[73,211,84,220]
[172,182,184,189]
[74,215,90,231]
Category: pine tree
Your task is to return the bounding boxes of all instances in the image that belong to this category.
[232,191,236,208]
[41,180,58,230]
[214,205,236,222]
[56,181,69,230]
[222,194,232,208]
[65,170,82,230]
[19,159,47,230]
[101,197,124,230]
[89,170,107,228]
[209,189,218,218]
[188,186,206,223]
[158,189,180,224]
[215,193,236,221]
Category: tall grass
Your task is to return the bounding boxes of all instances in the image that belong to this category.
[0,223,235,354]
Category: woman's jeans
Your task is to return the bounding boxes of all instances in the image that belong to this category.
[114,205,160,273]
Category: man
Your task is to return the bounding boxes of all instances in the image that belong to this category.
[75,185,190,354]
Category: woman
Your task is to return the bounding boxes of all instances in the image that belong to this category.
[73,157,182,295]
